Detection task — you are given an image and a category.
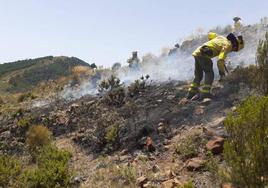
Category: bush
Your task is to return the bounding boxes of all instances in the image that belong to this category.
[256,31,268,95]
[179,181,195,188]
[225,65,257,89]
[99,75,126,106]
[224,96,268,187]
[26,125,52,158]
[16,145,73,188]
[0,155,21,187]
[105,125,119,144]
[175,131,202,160]
[16,115,33,136]
[128,75,149,97]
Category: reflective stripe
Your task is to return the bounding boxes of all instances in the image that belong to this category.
[203,85,211,90]
[188,87,198,91]
[200,89,210,93]
[190,83,199,87]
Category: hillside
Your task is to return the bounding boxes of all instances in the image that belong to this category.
[0,56,90,93]
[0,19,268,188]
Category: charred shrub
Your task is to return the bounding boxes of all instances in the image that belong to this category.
[224,96,268,187]
[225,65,257,89]
[17,92,37,103]
[15,115,34,137]
[0,155,21,187]
[128,75,149,97]
[76,108,125,154]
[99,75,126,106]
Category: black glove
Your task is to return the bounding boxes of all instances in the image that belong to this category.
[219,70,225,77]
[219,71,225,82]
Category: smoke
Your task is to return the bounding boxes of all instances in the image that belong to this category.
[61,22,268,100]
[61,80,99,100]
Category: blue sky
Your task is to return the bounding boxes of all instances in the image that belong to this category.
[0,0,267,66]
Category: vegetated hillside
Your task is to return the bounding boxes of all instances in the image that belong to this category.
[0,56,90,93]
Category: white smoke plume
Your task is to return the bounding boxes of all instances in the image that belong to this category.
[61,21,268,100]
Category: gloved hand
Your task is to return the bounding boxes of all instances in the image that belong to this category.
[219,71,225,82]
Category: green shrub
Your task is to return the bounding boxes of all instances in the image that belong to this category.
[175,131,202,160]
[16,145,72,188]
[256,31,268,95]
[179,181,195,188]
[224,96,268,187]
[105,125,119,143]
[0,155,21,187]
[26,125,52,158]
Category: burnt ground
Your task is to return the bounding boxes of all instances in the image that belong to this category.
[0,80,250,188]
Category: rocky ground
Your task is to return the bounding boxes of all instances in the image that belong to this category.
[0,76,251,188]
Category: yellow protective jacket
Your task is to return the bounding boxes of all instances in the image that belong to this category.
[192,36,233,73]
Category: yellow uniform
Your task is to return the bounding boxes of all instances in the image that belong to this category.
[192,36,232,73]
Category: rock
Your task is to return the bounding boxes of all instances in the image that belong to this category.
[231,106,237,112]
[186,158,204,171]
[200,98,212,105]
[194,106,205,115]
[203,127,216,138]
[178,98,189,105]
[221,183,234,188]
[73,175,86,184]
[206,137,224,155]
[152,164,160,173]
[165,169,176,178]
[120,155,131,161]
[164,145,170,151]
[157,125,166,134]
[167,95,175,100]
[136,176,148,187]
[120,149,128,155]
[148,156,156,161]
[143,182,152,187]
[146,137,156,152]
[163,139,171,145]
[161,178,181,188]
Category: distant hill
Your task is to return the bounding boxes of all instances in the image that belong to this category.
[0,56,90,93]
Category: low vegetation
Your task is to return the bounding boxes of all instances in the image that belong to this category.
[256,31,268,95]
[223,96,268,187]
[15,145,73,188]
[0,155,21,187]
[175,131,203,160]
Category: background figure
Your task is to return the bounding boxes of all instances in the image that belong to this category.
[233,17,243,36]
[127,51,141,71]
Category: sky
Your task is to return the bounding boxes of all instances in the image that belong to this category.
[0,0,267,67]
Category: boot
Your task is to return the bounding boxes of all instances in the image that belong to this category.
[186,90,199,100]
[199,92,212,101]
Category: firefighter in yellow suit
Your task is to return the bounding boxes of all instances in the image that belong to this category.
[187,33,244,100]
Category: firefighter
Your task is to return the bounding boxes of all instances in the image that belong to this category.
[233,17,243,35]
[127,51,140,71]
[187,33,244,100]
